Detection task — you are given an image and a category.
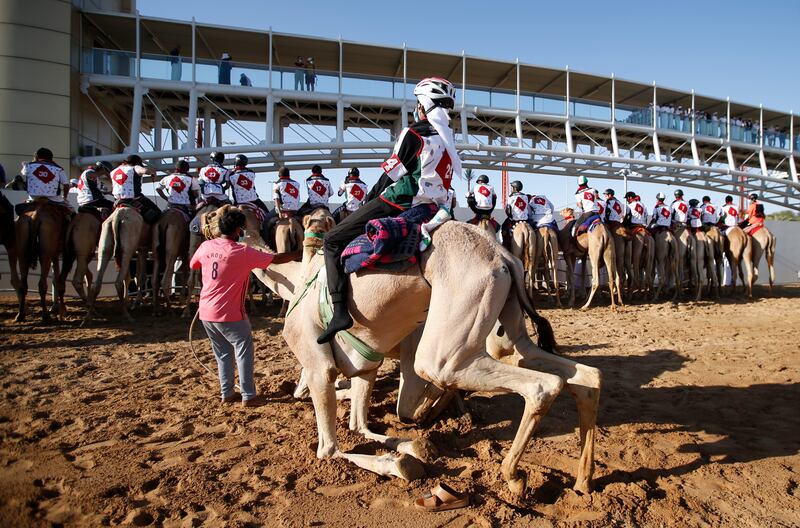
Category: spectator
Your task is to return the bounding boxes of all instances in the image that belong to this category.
[239,73,252,87]
[294,56,305,91]
[189,208,301,406]
[305,57,316,92]
[218,52,232,85]
[169,46,182,81]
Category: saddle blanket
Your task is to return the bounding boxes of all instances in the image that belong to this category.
[239,202,266,224]
[468,215,500,232]
[575,214,602,236]
[744,224,764,236]
[342,203,438,274]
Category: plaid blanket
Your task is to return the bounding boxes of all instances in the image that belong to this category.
[342,203,438,273]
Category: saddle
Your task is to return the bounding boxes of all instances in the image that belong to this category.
[468,214,500,232]
[77,204,110,222]
[630,225,649,236]
[115,197,161,224]
[744,223,764,236]
[165,203,192,223]
[196,196,228,211]
[607,220,630,239]
[16,198,72,222]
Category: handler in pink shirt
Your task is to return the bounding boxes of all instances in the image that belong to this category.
[190,208,300,406]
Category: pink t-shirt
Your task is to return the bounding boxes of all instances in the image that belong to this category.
[189,238,274,322]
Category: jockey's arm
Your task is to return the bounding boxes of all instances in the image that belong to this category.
[337,183,345,197]
[505,205,512,217]
[156,186,169,202]
[491,194,497,209]
[270,249,304,264]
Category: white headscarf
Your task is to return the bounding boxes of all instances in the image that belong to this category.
[417,95,463,181]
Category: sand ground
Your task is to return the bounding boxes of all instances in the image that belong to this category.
[0,287,798,527]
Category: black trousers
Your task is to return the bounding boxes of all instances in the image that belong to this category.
[323,198,399,303]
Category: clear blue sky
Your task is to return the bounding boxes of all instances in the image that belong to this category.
[138,0,799,211]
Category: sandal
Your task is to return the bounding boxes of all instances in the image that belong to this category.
[414,482,469,511]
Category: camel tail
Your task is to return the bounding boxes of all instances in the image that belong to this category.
[60,220,76,281]
[112,213,124,269]
[25,212,40,271]
[505,253,557,353]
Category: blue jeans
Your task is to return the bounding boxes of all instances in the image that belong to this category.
[202,319,256,401]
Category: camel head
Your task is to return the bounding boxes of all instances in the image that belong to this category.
[561,207,575,221]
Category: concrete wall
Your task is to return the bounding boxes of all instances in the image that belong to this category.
[0,0,74,177]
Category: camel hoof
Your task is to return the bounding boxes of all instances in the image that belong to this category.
[507,470,527,498]
[393,453,426,481]
[398,438,438,463]
[573,478,592,495]
[14,313,25,323]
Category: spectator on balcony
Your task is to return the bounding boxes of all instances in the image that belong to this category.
[218,52,232,85]
[767,125,777,147]
[779,128,787,149]
[305,57,316,92]
[169,46,182,81]
[294,56,305,91]
[239,73,252,87]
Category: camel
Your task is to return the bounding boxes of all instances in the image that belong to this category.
[88,206,150,323]
[262,221,600,497]
[557,209,623,310]
[504,221,536,298]
[14,199,65,323]
[531,225,562,306]
[722,226,753,299]
[56,211,102,316]
[607,223,628,301]
[275,214,304,253]
[704,226,725,297]
[152,207,190,314]
[0,193,19,294]
[746,226,776,295]
[624,226,654,298]
[672,224,694,300]
[687,229,713,301]
[651,228,679,302]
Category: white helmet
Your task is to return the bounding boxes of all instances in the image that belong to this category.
[656,192,666,200]
[414,77,456,110]
[577,175,588,186]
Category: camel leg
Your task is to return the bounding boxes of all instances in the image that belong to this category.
[580,243,602,310]
[49,252,64,320]
[741,240,754,300]
[37,252,53,324]
[87,222,115,324]
[565,255,576,308]
[767,245,776,293]
[347,369,437,463]
[115,250,136,323]
[396,330,455,424]
[608,237,623,307]
[14,218,31,322]
[160,251,180,314]
[414,272,563,497]
[152,231,162,315]
[489,297,601,493]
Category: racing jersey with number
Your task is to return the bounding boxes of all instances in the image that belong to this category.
[472,183,495,210]
[721,204,739,227]
[340,179,368,212]
[198,163,230,199]
[158,173,199,205]
[701,203,719,224]
[671,199,689,223]
[306,176,332,207]
[653,204,672,227]
[111,163,144,200]
[628,199,647,225]
[75,168,102,205]
[528,195,554,226]
[508,192,530,221]
[688,206,703,228]
[272,177,301,211]
[229,169,259,204]
[574,187,600,213]
[605,197,625,222]
[23,160,67,198]
[377,120,455,208]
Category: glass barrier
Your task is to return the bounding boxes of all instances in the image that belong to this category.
[84,48,136,77]
[193,58,269,88]
[615,105,653,126]
[571,98,611,121]
[655,108,692,133]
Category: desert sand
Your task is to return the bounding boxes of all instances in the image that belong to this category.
[0,288,798,527]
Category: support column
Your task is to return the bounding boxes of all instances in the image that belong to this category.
[171,126,179,164]
[652,131,661,161]
[691,138,700,166]
[265,94,274,145]
[726,146,736,172]
[273,103,283,162]
[515,114,523,146]
[565,120,574,153]
[215,119,223,147]
[790,112,798,183]
[759,150,769,177]
[203,106,212,148]
[460,109,468,144]
[153,109,162,152]
[186,88,198,151]
[611,126,619,157]
[129,84,145,153]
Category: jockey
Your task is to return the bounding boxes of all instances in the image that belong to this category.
[110,155,160,224]
[688,199,704,232]
[302,165,333,213]
[572,175,600,236]
[197,151,231,207]
[156,160,200,217]
[337,167,368,214]
[718,195,739,234]
[74,161,114,209]
[528,192,556,230]
[701,195,719,227]
[505,180,530,223]
[230,155,269,214]
[317,76,461,344]
[623,191,648,228]
[466,174,497,220]
[17,147,72,216]
[671,189,689,228]
[272,166,301,217]
[602,188,626,229]
[649,192,672,232]
[742,193,765,233]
